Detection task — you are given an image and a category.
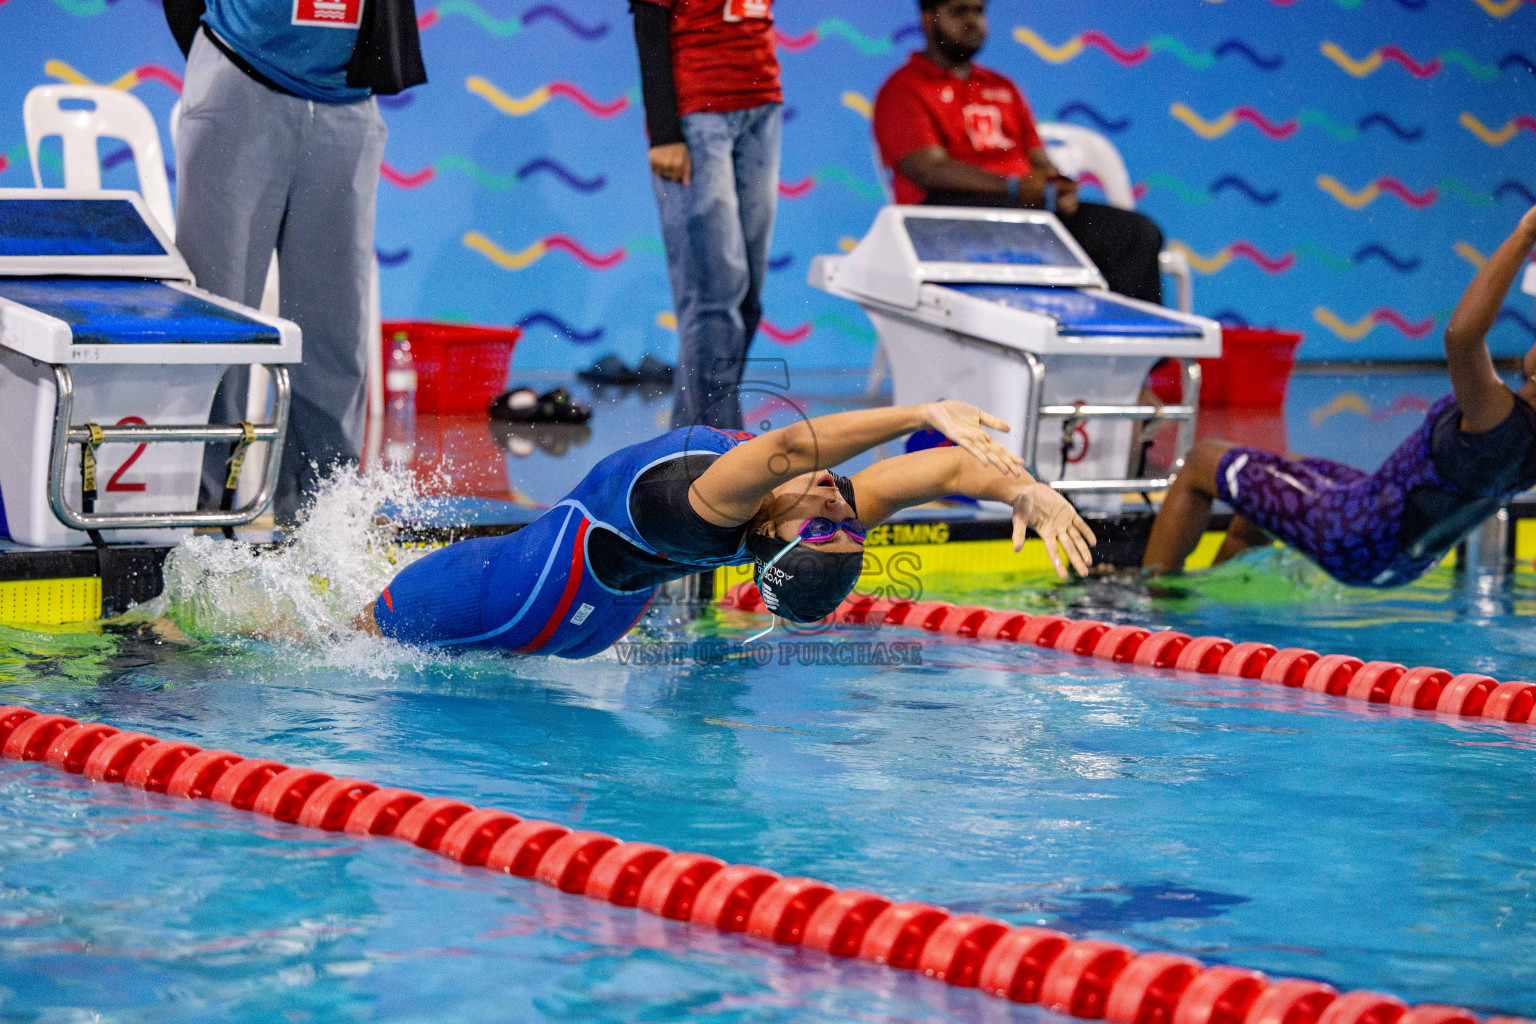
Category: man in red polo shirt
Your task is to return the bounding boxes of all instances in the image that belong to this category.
[873,0,1165,304]
[629,0,783,430]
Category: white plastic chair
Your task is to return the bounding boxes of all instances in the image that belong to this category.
[24,84,176,238]
[1038,122,1194,315]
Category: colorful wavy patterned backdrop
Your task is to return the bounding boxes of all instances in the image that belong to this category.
[1,0,1531,368]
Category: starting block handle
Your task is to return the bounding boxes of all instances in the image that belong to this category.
[46,364,292,532]
[1037,404,1197,420]
[1052,477,1176,494]
[1020,352,1203,497]
[1022,351,1047,481]
[64,423,282,444]
[1171,360,1202,480]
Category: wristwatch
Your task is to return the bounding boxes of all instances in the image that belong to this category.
[1005,175,1022,206]
[1044,177,1058,213]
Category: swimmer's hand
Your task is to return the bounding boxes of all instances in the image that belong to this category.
[1013,482,1097,579]
[924,400,1025,478]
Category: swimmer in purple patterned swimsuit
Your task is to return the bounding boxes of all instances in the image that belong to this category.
[1144,205,1536,586]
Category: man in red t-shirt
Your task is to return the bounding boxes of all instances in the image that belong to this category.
[872,0,1165,304]
[628,0,784,430]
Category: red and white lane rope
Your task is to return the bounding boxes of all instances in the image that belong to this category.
[0,703,1526,1024]
[721,584,1536,727]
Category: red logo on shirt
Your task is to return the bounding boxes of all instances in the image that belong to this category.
[723,0,771,22]
[292,0,363,28]
[963,104,1015,151]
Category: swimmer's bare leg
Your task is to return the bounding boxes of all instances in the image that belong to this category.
[351,601,383,637]
[1142,440,1232,574]
[1214,515,1272,565]
[148,617,195,646]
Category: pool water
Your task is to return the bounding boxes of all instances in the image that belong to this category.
[2,537,1535,1023]
[929,546,1536,684]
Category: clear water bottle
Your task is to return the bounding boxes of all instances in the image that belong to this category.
[384,331,417,468]
[385,332,417,413]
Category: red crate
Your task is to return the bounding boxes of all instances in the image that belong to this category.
[1199,328,1302,408]
[382,321,522,415]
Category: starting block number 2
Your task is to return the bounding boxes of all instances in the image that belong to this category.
[105,416,148,493]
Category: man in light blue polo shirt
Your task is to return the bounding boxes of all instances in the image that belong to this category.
[166,0,424,522]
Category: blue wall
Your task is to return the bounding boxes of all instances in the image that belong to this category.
[1,0,1531,368]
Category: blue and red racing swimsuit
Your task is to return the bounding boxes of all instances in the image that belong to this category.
[1215,394,1536,586]
[373,426,756,656]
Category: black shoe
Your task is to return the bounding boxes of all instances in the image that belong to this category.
[634,354,675,386]
[489,386,592,424]
[576,353,641,385]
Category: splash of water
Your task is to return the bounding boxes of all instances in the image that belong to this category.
[1173,545,1351,605]
[148,467,438,656]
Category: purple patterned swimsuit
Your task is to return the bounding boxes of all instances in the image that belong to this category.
[1214,395,1536,586]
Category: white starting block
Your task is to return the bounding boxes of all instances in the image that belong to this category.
[0,189,300,547]
[810,206,1221,513]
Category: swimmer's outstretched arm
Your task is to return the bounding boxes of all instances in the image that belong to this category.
[850,447,1098,579]
[1445,205,1536,432]
[692,401,1022,525]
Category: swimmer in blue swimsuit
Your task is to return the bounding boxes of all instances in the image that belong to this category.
[359,400,1097,655]
[1143,206,1536,585]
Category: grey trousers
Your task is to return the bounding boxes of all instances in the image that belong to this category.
[177,32,387,523]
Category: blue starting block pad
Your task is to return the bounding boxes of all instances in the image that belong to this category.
[903,216,1083,267]
[945,283,1205,339]
[0,197,168,258]
[0,189,298,364]
[0,278,282,347]
[0,191,191,282]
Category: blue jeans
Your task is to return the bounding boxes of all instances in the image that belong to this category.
[653,103,782,430]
